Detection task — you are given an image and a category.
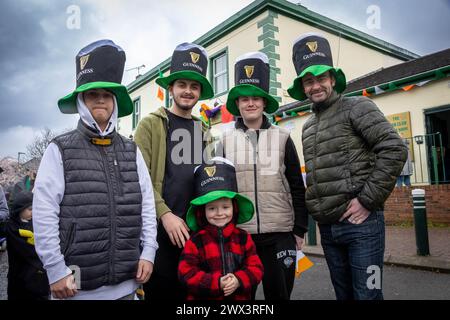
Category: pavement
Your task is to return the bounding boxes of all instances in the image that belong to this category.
[302,225,450,273]
[258,256,450,300]
[1,225,449,300]
[0,250,7,300]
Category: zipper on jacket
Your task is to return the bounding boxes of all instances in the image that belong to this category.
[249,133,261,234]
[160,117,169,205]
[113,157,124,196]
[253,162,260,234]
[312,115,320,202]
[100,146,117,283]
[218,228,227,275]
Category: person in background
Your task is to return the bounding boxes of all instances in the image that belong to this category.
[6,191,50,300]
[397,139,413,187]
[0,167,9,251]
[8,168,36,209]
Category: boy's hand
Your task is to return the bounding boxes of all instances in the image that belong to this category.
[136,259,153,284]
[220,274,232,290]
[223,273,240,296]
[161,212,190,248]
[294,234,304,251]
[50,274,78,299]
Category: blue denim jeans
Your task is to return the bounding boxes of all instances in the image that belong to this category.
[396,175,411,187]
[318,211,385,300]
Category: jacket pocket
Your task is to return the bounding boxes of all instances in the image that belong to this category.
[62,222,77,257]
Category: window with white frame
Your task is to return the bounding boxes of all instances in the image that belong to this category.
[212,52,228,95]
[132,97,141,130]
[165,89,173,108]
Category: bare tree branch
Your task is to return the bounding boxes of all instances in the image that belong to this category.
[25,127,57,161]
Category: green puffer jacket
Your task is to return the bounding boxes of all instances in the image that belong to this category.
[134,107,211,219]
[302,92,407,224]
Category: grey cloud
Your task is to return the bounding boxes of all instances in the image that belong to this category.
[1,0,449,158]
[298,0,450,55]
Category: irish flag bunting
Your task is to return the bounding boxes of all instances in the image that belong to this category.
[157,87,164,101]
[402,84,415,91]
[416,80,431,87]
[374,86,385,95]
[295,250,314,278]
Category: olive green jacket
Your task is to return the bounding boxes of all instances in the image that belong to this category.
[134,107,210,219]
[302,93,408,224]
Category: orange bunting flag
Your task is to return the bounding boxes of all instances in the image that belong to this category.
[200,103,210,122]
[274,116,282,122]
[200,111,207,122]
[157,87,164,101]
[402,84,415,91]
[221,105,234,124]
[200,103,211,112]
[362,88,371,97]
[295,250,314,278]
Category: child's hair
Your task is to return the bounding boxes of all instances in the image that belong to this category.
[194,198,239,229]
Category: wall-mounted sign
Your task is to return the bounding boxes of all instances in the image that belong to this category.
[386,111,412,139]
[386,111,414,161]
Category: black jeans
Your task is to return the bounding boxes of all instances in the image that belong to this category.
[143,271,187,301]
[143,224,186,301]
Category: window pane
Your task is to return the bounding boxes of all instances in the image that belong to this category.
[215,73,227,93]
[133,99,140,129]
[137,101,140,121]
[213,52,228,94]
[214,54,226,74]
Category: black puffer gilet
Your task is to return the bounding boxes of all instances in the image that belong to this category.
[53,120,142,290]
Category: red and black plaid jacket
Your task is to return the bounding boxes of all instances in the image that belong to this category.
[178,222,263,300]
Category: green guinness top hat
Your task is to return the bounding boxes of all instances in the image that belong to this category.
[155,43,214,100]
[226,52,279,116]
[186,157,254,232]
[287,33,346,101]
[58,39,133,118]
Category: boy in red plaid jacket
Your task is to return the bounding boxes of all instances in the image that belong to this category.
[178,157,263,300]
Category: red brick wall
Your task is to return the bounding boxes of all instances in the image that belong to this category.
[385,185,450,224]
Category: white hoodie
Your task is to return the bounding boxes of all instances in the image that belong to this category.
[32,93,158,300]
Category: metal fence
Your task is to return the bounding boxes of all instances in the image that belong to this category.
[405,132,448,184]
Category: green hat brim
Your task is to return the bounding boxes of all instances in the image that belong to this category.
[225,84,279,116]
[155,71,214,100]
[186,190,254,232]
[57,82,134,118]
[287,65,346,101]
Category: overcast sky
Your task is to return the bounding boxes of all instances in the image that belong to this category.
[1,0,449,159]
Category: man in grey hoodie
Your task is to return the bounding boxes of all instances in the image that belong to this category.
[32,40,158,300]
